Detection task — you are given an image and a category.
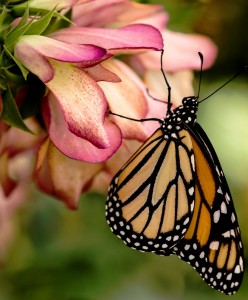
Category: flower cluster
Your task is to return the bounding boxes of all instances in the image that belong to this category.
[0,0,217,212]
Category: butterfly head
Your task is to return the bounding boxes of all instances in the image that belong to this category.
[181,95,199,107]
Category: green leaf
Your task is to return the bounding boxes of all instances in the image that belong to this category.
[25,8,56,35]
[5,7,70,53]
[0,6,11,36]
[12,5,52,17]
[3,45,29,80]
[0,75,8,91]
[13,4,29,29]
[0,87,33,133]
[4,8,34,51]
[12,6,72,26]
[42,8,72,36]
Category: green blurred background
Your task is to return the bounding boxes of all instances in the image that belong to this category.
[1,1,248,299]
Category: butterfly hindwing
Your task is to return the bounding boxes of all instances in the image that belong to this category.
[167,123,244,294]
[106,127,195,254]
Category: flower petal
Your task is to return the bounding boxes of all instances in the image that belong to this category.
[145,69,194,108]
[35,139,104,209]
[131,11,169,30]
[143,70,194,135]
[46,61,114,149]
[43,92,122,162]
[82,64,121,83]
[99,59,150,141]
[50,24,164,51]
[129,29,218,72]
[0,118,44,156]
[14,35,107,82]
[72,0,163,27]
[163,30,218,70]
[0,153,16,196]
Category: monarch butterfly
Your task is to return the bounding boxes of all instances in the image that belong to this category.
[106,51,244,294]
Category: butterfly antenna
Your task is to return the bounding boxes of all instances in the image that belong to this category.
[200,65,247,103]
[160,49,172,112]
[197,52,204,99]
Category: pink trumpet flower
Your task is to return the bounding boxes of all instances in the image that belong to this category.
[1,0,217,209]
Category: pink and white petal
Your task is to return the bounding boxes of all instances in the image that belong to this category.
[14,35,106,82]
[0,117,44,156]
[114,2,164,25]
[131,11,169,31]
[72,0,163,27]
[163,30,218,70]
[143,70,194,135]
[46,61,112,149]
[98,59,150,141]
[35,137,54,194]
[130,30,218,72]
[43,94,122,162]
[0,153,17,196]
[90,170,112,195]
[82,64,121,83]
[48,146,103,209]
[71,0,134,27]
[0,151,33,198]
[35,140,104,209]
[51,24,163,52]
[8,151,34,183]
[145,69,194,108]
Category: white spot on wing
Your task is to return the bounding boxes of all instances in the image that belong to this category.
[222,231,231,238]
[215,166,221,176]
[188,187,194,196]
[240,257,244,270]
[221,202,227,214]
[225,193,231,202]
[217,186,223,194]
[191,155,195,171]
[213,210,220,223]
[226,273,232,281]
[184,244,190,251]
[209,241,219,250]
[183,217,190,225]
[234,265,241,274]
[173,235,179,241]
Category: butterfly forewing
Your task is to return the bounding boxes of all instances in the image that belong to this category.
[106,127,195,253]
